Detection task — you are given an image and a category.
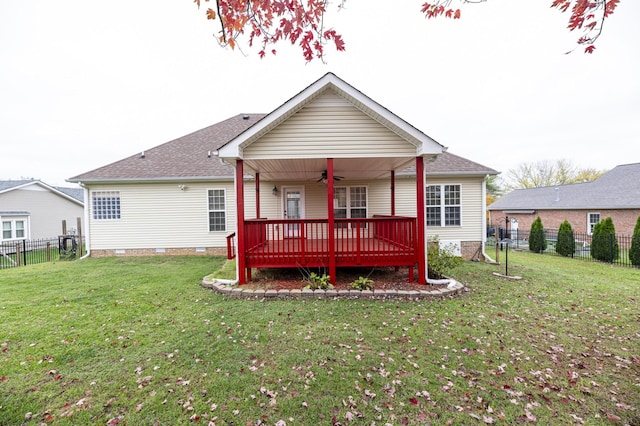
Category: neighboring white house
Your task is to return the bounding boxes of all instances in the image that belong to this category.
[69,73,498,283]
[0,180,84,241]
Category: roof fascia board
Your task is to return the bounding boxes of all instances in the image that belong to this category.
[69,176,237,185]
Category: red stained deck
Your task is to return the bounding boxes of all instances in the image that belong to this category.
[228,216,418,278]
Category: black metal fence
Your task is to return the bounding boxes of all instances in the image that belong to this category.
[488,227,638,268]
[0,236,81,269]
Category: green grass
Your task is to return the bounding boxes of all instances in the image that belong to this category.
[0,253,638,425]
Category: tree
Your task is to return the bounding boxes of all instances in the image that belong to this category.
[529,216,547,254]
[504,159,607,190]
[193,0,622,61]
[591,217,619,262]
[629,215,640,267]
[556,220,575,257]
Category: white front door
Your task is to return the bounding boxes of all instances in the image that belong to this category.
[283,187,304,237]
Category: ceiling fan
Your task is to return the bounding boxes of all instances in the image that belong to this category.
[317,170,344,183]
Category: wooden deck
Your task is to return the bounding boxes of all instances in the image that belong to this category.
[228,216,418,279]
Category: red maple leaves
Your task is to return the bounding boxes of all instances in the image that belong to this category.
[195,0,345,62]
[195,0,621,60]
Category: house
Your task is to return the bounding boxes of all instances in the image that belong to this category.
[487,163,640,236]
[69,73,498,284]
[0,180,84,241]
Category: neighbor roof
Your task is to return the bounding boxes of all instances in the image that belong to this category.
[0,180,84,204]
[488,163,640,210]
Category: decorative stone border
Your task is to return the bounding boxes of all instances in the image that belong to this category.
[201,277,467,300]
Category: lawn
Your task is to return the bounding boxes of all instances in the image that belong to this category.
[0,252,638,425]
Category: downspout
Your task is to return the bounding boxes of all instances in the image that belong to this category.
[481,175,497,263]
[79,184,91,259]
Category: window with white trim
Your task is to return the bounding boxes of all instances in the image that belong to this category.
[334,186,367,226]
[92,191,121,220]
[1,219,27,240]
[587,212,600,235]
[426,184,461,227]
[208,189,226,232]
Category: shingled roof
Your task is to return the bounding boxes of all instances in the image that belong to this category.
[488,163,640,211]
[0,179,84,203]
[69,114,497,183]
[69,114,267,183]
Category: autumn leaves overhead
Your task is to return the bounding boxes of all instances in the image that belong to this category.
[194,0,621,60]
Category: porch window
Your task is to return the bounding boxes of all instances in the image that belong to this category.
[208,189,226,232]
[587,212,600,235]
[334,186,367,225]
[426,184,461,227]
[92,191,121,220]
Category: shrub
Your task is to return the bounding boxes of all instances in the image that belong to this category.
[528,216,547,253]
[591,217,619,262]
[556,220,575,257]
[350,276,374,291]
[303,272,333,290]
[427,236,463,279]
[629,216,640,267]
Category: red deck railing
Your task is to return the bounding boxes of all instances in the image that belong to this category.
[231,216,417,269]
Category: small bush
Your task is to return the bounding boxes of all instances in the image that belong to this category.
[427,236,463,279]
[630,216,640,267]
[556,220,575,257]
[529,216,547,253]
[350,276,374,291]
[591,217,619,262]
[304,272,333,290]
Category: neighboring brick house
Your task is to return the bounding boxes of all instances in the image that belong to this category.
[487,163,640,236]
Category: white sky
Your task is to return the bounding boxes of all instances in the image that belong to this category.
[1,1,638,187]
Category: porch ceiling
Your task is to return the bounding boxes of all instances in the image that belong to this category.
[243,157,416,181]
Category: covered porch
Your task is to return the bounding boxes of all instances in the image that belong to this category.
[216,73,445,285]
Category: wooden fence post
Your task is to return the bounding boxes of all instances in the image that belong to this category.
[77,217,83,257]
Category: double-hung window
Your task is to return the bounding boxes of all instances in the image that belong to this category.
[92,191,121,220]
[426,184,461,227]
[1,219,26,240]
[334,186,367,226]
[587,212,600,235]
[208,189,226,232]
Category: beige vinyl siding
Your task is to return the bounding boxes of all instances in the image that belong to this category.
[243,92,417,160]
[395,176,485,241]
[89,182,239,250]
[0,186,83,239]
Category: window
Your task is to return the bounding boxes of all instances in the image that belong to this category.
[92,191,121,220]
[1,219,27,240]
[587,212,600,235]
[426,184,461,227]
[208,189,226,232]
[334,186,367,218]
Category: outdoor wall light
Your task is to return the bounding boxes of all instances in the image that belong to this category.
[178,185,186,191]
[272,185,279,196]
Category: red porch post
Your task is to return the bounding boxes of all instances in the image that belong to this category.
[416,156,427,284]
[255,172,260,219]
[236,159,246,284]
[390,170,396,216]
[327,158,336,283]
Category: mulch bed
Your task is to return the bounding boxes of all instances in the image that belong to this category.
[242,266,443,292]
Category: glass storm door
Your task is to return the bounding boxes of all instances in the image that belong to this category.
[283,187,304,237]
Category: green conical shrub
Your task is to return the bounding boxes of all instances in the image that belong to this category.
[591,217,619,262]
[529,216,547,253]
[556,220,575,257]
[629,215,640,267]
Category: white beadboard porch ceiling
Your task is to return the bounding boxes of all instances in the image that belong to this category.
[242,157,418,181]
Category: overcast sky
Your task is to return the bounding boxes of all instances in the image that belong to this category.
[1,1,638,187]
